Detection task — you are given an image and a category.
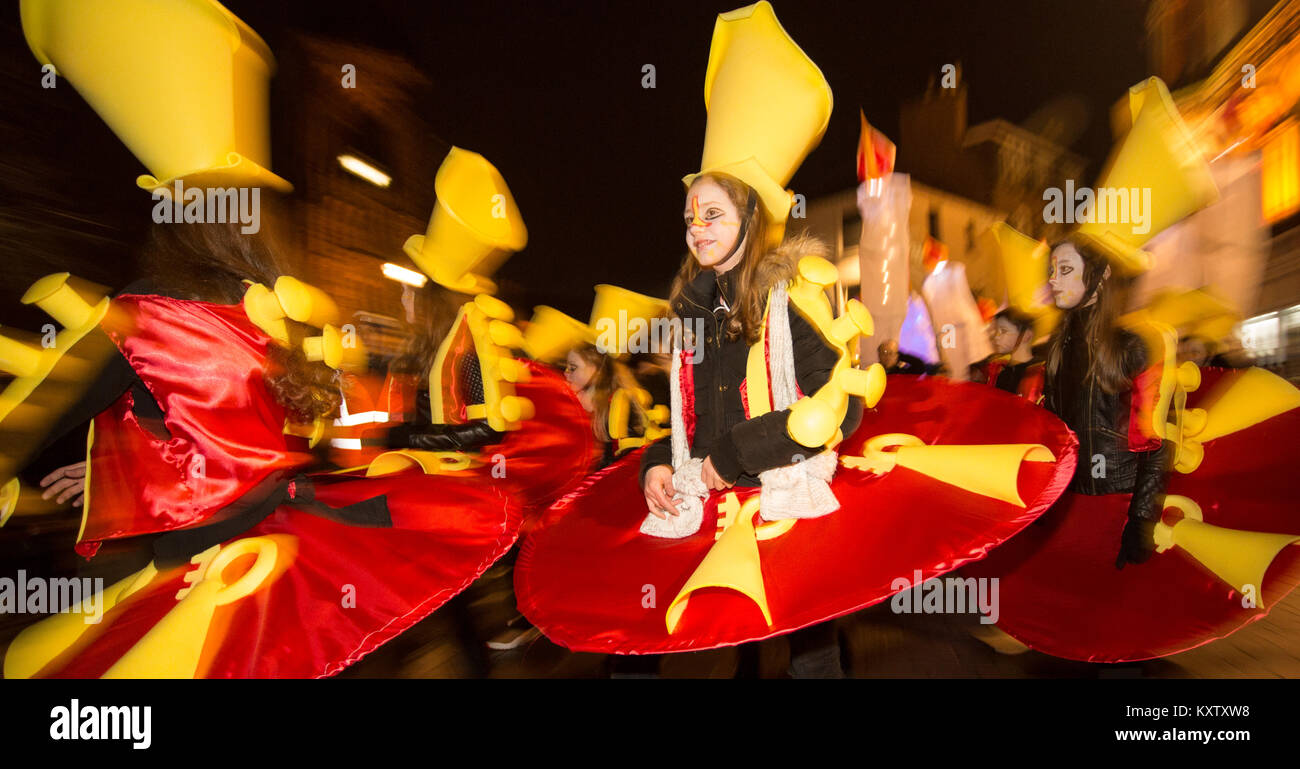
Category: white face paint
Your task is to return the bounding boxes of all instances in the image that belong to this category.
[684,178,746,273]
[1048,242,1088,310]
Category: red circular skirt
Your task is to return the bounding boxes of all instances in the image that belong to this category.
[515,375,1078,655]
[965,367,1300,663]
[25,360,595,678]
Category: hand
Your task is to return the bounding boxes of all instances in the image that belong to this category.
[701,456,733,491]
[643,465,681,519]
[1115,516,1157,570]
[40,462,87,508]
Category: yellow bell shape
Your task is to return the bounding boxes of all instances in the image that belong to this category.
[4,561,158,679]
[1074,77,1218,275]
[522,306,593,364]
[984,222,1059,323]
[1184,366,1300,445]
[682,1,832,245]
[1154,496,1300,609]
[841,433,1055,508]
[666,495,773,633]
[20,0,291,193]
[589,285,669,356]
[404,147,528,295]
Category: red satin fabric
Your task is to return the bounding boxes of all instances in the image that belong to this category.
[45,471,520,679]
[965,367,1300,662]
[471,359,599,515]
[44,296,595,677]
[82,296,309,556]
[516,375,1077,654]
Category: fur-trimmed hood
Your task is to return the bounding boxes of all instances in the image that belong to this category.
[674,231,831,320]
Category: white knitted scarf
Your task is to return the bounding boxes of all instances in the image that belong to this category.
[640,283,839,538]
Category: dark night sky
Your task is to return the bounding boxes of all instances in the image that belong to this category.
[25,0,1153,318]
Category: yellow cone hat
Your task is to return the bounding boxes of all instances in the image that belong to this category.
[984,223,1057,319]
[522,306,593,364]
[683,1,833,245]
[404,147,528,296]
[590,285,670,356]
[1074,77,1218,275]
[20,0,291,193]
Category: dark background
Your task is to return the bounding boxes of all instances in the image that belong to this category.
[2,0,1148,316]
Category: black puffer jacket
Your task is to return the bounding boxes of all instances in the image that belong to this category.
[1044,304,1171,565]
[639,260,863,487]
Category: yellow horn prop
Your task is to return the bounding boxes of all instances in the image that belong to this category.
[1153,495,1300,609]
[302,324,343,369]
[21,273,97,330]
[274,276,340,329]
[666,495,773,633]
[830,300,874,344]
[0,331,44,378]
[788,360,885,448]
[4,561,158,679]
[488,319,525,351]
[841,433,1054,507]
[241,282,289,345]
[366,450,477,476]
[102,537,282,678]
[473,293,515,323]
[1185,367,1300,444]
[499,395,535,423]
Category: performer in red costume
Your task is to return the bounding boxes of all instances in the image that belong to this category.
[2,0,593,678]
[964,77,1300,663]
[969,308,1045,403]
[515,1,1077,673]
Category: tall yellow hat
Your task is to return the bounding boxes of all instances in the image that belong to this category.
[404,147,528,296]
[984,223,1053,319]
[590,285,670,356]
[522,306,593,364]
[983,223,1060,339]
[1073,77,1218,275]
[20,0,291,193]
[682,1,833,245]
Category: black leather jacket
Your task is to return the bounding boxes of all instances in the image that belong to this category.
[1044,304,1170,523]
[639,266,862,487]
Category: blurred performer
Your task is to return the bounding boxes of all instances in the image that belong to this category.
[966,77,1300,663]
[1043,239,1169,568]
[516,1,1076,677]
[566,343,651,470]
[878,338,928,375]
[969,308,1045,401]
[3,0,591,679]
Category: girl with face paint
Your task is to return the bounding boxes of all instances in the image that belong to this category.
[641,172,857,512]
[1043,239,1170,570]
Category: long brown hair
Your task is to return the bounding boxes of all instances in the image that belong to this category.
[1045,239,1133,394]
[137,219,341,422]
[570,343,648,444]
[388,282,466,380]
[669,173,790,345]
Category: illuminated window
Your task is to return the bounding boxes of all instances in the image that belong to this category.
[1262,120,1299,224]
